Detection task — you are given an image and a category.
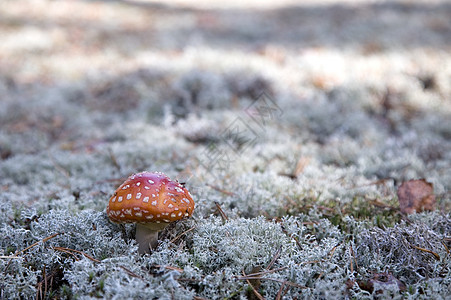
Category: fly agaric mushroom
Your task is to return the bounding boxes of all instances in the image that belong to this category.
[107,171,195,254]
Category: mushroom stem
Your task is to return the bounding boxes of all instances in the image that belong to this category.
[135,223,169,254]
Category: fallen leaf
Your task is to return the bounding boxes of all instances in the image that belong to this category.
[357,272,406,294]
[397,179,435,214]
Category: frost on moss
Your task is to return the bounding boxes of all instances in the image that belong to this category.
[1,205,450,299]
[0,209,132,299]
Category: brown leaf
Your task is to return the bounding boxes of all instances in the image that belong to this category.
[357,273,406,294]
[397,179,436,214]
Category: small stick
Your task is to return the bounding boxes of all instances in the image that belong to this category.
[169,226,196,245]
[214,202,229,222]
[6,232,63,273]
[52,247,100,263]
[280,224,303,250]
[266,246,282,270]
[153,265,184,272]
[350,244,359,273]
[43,266,47,300]
[242,270,265,300]
[299,260,323,265]
[441,240,449,255]
[120,266,144,280]
[236,267,288,278]
[15,232,62,256]
[411,245,440,260]
[275,281,286,300]
[328,243,340,260]
[52,247,79,261]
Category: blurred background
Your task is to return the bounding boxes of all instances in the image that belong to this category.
[0,0,450,207]
[1,0,450,86]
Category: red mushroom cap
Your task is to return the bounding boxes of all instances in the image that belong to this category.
[107,172,195,224]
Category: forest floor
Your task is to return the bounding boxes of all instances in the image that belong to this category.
[0,0,450,299]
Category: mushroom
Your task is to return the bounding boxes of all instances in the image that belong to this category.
[106,171,195,254]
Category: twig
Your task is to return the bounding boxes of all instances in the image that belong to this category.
[0,256,22,259]
[169,226,196,245]
[53,247,79,261]
[5,233,62,274]
[350,244,359,273]
[242,270,265,300]
[299,260,323,265]
[328,243,340,260]
[14,233,62,256]
[214,202,229,222]
[266,246,282,270]
[120,266,144,280]
[52,246,100,263]
[411,245,440,260]
[43,266,48,299]
[152,264,184,272]
[36,267,59,300]
[275,281,286,300]
[238,267,288,278]
[441,240,450,256]
[280,224,303,250]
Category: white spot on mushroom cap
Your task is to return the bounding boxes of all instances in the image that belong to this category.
[171,213,176,218]
[127,193,132,200]
[111,196,116,202]
[148,179,154,184]
[136,192,142,199]
[168,204,174,209]
[143,197,149,203]
[118,196,123,202]
[151,200,157,206]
